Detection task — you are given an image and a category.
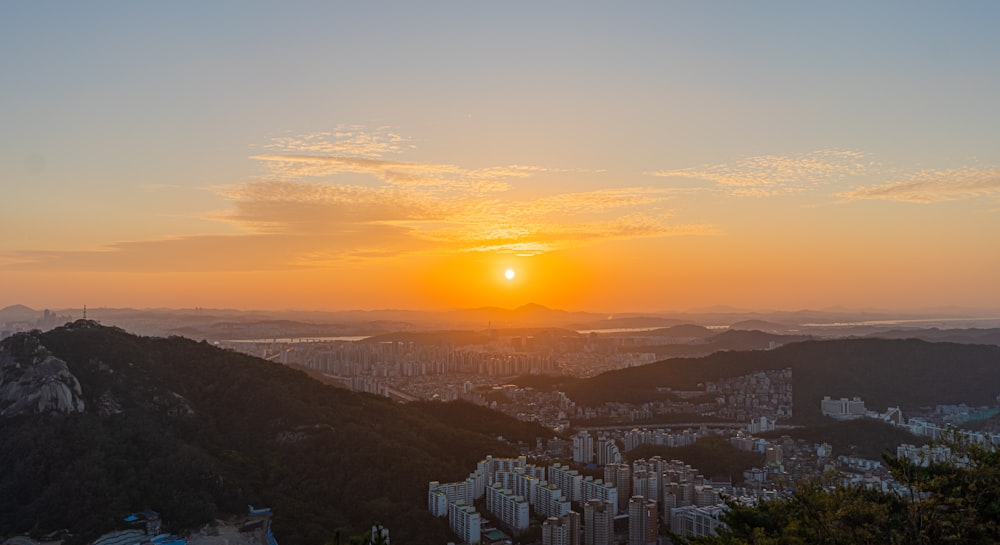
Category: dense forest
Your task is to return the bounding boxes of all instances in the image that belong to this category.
[0,322,552,545]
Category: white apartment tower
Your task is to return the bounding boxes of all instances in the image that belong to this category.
[486,482,530,533]
[448,501,482,545]
[573,431,596,464]
[580,476,618,508]
[549,463,583,502]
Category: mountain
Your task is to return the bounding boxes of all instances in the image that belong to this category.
[0,304,38,321]
[618,329,812,359]
[0,321,538,545]
[864,327,1000,346]
[560,338,1000,423]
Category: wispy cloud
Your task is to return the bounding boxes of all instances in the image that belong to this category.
[1,227,430,273]
[265,126,408,158]
[839,166,1000,203]
[212,180,447,234]
[2,128,719,271]
[250,154,544,196]
[431,188,716,255]
[650,149,868,196]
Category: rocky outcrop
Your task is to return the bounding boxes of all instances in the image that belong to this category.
[0,333,85,416]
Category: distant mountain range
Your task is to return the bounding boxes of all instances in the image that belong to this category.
[5,303,999,340]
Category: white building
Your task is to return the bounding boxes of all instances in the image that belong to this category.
[534,482,572,519]
[549,463,583,503]
[580,476,618,509]
[670,505,724,538]
[596,436,622,465]
[448,501,481,545]
[429,480,475,516]
[820,396,867,420]
[495,469,540,505]
[486,482,530,533]
[573,431,595,463]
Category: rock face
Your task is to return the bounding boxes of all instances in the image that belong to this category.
[0,332,85,416]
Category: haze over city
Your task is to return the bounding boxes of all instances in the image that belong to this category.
[3,2,999,314]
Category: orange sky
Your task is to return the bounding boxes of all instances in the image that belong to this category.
[2,4,1000,313]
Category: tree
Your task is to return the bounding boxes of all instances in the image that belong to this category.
[680,438,1000,545]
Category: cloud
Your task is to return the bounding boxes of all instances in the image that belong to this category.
[455,218,720,255]
[265,126,408,158]
[1,226,431,273]
[650,149,868,196]
[839,166,1000,203]
[251,153,532,196]
[2,128,720,272]
[212,180,448,233]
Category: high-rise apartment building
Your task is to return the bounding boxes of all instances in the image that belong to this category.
[603,463,631,512]
[580,476,618,509]
[486,482,530,533]
[448,501,481,545]
[549,463,583,502]
[542,511,581,545]
[534,482,572,519]
[627,496,657,545]
[583,499,615,545]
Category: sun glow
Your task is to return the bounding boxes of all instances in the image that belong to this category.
[504,268,516,280]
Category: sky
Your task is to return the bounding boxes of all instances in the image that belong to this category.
[2,2,999,313]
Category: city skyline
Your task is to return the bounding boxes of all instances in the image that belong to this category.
[3,2,999,312]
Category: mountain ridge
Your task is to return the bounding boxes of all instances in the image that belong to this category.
[0,321,529,545]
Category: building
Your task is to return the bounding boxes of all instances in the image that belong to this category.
[764,444,783,467]
[596,436,622,465]
[573,431,595,463]
[549,463,583,502]
[486,482,530,533]
[542,511,581,545]
[478,455,528,484]
[631,470,659,509]
[820,396,867,420]
[429,480,476,516]
[670,505,724,538]
[448,501,481,545]
[603,463,631,512]
[896,443,960,466]
[695,486,721,507]
[583,499,615,545]
[580,476,618,508]
[535,482,572,519]
[495,469,540,505]
[627,496,657,545]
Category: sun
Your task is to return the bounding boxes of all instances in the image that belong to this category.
[504,268,516,280]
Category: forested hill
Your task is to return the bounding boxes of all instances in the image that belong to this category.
[561,337,1000,422]
[0,321,522,545]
